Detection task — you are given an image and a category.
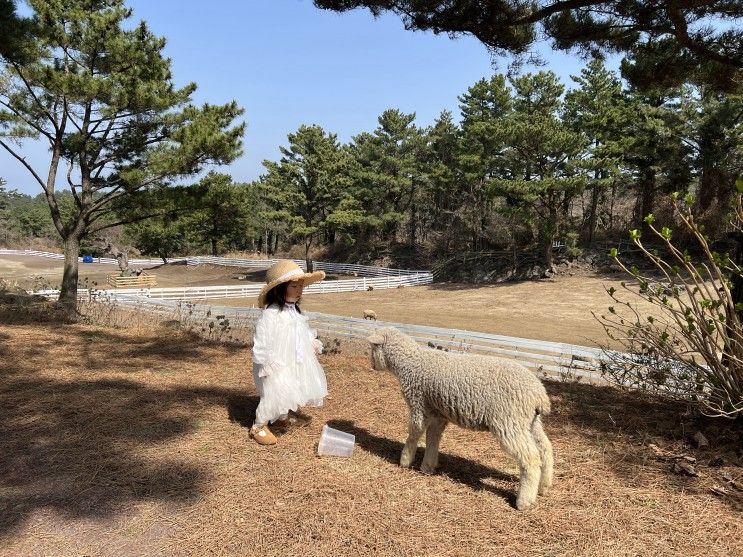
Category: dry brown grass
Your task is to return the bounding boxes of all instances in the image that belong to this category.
[1,304,741,556]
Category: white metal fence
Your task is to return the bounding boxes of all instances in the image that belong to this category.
[0,249,183,266]
[74,295,609,384]
[32,270,432,301]
[5,249,433,299]
[6,248,608,382]
[1,250,431,278]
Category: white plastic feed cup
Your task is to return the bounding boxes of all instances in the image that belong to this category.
[317,424,355,457]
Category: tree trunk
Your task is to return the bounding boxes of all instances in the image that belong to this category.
[116,252,129,274]
[544,240,554,273]
[211,237,218,257]
[58,235,80,315]
[409,203,417,247]
[305,240,313,272]
[639,168,656,235]
[584,178,600,246]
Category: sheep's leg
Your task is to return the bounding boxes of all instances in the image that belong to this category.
[400,414,426,468]
[420,417,447,474]
[531,415,553,495]
[496,427,542,511]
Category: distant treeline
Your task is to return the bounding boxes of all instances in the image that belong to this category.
[2,62,742,268]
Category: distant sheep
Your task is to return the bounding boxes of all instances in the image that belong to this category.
[363,309,377,321]
[368,327,553,511]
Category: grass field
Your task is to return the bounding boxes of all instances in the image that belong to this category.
[0,316,740,557]
[1,254,741,556]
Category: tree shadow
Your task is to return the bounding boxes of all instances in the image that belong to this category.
[234,268,347,283]
[327,419,517,506]
[0,324,253,537]
[226,394,259,428]
[544,379,743,510]
[427,267,629,291]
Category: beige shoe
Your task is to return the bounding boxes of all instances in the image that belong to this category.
[250,425,277,445]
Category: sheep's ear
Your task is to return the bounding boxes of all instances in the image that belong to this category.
[367,333,384,345]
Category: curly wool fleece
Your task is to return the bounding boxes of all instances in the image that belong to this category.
[368,326,553,511]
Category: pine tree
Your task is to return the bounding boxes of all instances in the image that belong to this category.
[421,110,463,253]
[0,0,32,62]
[619,87,693,232]
[261,125,351,270]
[490,71,587,269]
[457,75,512,250]
[184,173,253,256]
[315,1,743,91]
[0,1,244,313]
[682,86,743,216]
[348,109,426,245]
[564,59,626,243]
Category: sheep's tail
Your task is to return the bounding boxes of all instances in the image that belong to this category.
[535,391,551,417]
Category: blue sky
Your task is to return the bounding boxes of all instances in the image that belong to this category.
[3,0,604,195]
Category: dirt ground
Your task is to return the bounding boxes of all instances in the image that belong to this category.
[0,317,741,557]
[0,255,640,347]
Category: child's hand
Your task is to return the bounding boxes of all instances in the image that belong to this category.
[312,338,323,355]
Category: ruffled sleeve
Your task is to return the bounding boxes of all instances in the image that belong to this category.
[252,308,283,377]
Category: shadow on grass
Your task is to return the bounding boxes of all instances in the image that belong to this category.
[544,379,743,510]
[0,323,251,538]
[327,419,517,507]
[226,394,260,428]
[426,269,628,291]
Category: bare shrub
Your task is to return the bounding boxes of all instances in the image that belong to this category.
[597,187,743,418]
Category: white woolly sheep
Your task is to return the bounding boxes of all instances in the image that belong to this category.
[363,309,377,320]
[367,327,553,511]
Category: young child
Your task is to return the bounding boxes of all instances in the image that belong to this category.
[249,260,328,445]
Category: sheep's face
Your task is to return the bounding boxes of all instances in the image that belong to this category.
[367,333,389,372]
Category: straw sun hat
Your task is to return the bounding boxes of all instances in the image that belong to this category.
[257,260,325,307]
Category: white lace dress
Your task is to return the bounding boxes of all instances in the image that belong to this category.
[251,303,328,426]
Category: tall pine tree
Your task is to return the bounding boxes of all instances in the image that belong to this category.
[261,124,350,270]
[0,0,244,312]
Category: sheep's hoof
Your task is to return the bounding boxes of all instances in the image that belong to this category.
[515,497,536,511]
[420,463,437,475]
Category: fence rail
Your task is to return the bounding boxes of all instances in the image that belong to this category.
[71,295,610,384]
[1,250,431,277]
[10,248,608,382]
[106,274,158,288]
[32,271,433,301]
[0,249,183,266]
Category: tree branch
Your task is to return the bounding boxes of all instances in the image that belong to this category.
[87,209,177,235]
[514,0,605,25]
[66,160,82,209]
[667,3,743,68]
[9,61,60,132]
[0,103,55,143]
[0,139,46,189]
